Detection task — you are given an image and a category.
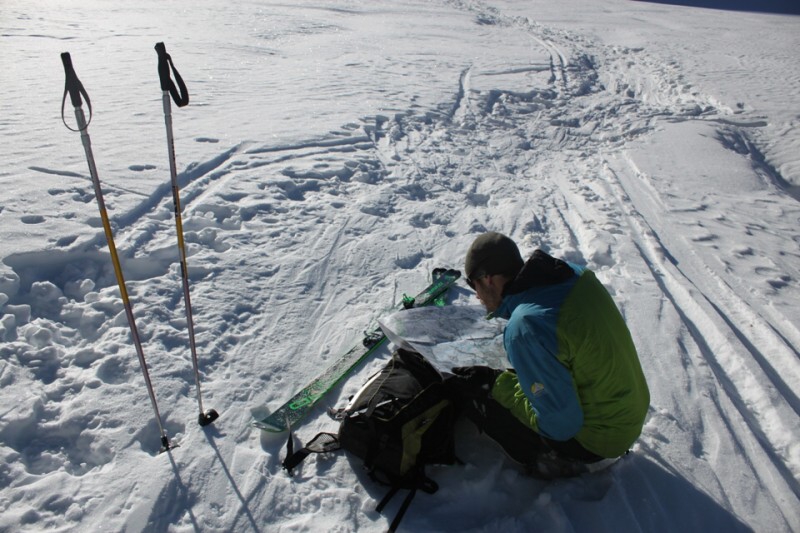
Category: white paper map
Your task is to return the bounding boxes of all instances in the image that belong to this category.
[378,304,509,371]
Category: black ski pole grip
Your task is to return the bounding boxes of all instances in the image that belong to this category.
[154,42,172,92]
[155,42,190,107]
[61,52,92,130]
[61,52,84,108]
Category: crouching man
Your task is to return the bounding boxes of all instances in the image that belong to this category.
[452,232,650,478]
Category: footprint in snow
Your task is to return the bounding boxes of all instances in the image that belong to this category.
[128,164,157,172]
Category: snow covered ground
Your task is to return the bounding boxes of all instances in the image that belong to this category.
[1,0,799,531]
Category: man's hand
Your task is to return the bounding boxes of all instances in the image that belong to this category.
[448,365,504,400]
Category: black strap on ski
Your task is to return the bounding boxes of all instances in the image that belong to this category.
[155,42,189,107]
[60,52,92,131]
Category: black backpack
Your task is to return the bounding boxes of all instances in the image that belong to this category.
[283,349,458,532]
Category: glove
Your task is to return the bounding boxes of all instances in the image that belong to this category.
[447,365,503,401]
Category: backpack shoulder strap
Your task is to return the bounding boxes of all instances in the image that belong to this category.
[282,432,340,474]
[377,486,417,533]
[374,469,439,532]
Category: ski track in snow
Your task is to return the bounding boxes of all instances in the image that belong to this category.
[1,0,798,531]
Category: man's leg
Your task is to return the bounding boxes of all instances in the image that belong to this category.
[447,366,600,478]
[447,366,550,464]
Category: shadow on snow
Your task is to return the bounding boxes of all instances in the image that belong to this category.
[635,0,800,15]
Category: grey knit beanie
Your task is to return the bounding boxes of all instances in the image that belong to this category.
[464,232,524,280]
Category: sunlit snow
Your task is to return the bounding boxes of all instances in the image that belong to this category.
[1,1,798,531]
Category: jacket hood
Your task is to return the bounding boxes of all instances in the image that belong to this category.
[502,249,576,296]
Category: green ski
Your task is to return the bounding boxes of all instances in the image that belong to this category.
[251,268,461,433]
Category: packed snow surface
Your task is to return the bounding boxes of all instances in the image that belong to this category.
[1,0,798,531]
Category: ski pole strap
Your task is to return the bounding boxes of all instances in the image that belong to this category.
[60,52,92,131]
[155,42,189,107]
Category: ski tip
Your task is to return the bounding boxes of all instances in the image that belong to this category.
[250,407,287,432]
[432,268,461,280]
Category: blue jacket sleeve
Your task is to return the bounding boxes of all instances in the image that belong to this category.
[503,312,584,441]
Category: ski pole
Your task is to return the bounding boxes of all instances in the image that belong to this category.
[60,52,173,452]
[155,42,219,427]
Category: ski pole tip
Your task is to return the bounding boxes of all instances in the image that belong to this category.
[158,435,173,454]
[199,409,219,427]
